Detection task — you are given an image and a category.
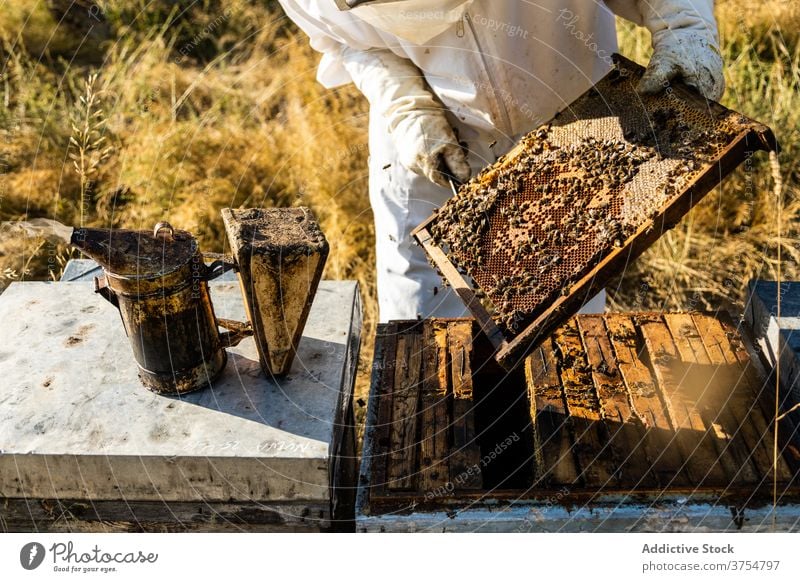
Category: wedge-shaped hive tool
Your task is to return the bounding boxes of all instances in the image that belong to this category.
[222,207,329,376]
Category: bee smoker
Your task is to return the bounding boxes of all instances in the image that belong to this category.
[70,222,251,395]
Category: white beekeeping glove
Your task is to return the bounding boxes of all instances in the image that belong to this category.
[636,0,725,100]
[338,46,471,188]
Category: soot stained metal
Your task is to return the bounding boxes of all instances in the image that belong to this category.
[70,222,251,395]
[66,208,328,393]
[222,207,329,377]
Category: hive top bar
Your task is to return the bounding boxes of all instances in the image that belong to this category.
[222,207,328,256]
[413,54,777,370]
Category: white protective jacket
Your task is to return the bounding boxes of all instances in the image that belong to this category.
[276,0,721,321]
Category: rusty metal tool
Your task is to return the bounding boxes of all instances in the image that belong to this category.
[222,207,329,377]
[70,221,251,394]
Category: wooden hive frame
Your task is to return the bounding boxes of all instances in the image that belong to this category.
[412,55,779,370]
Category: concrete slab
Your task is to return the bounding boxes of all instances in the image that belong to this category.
[0,278,361,506]
[62,258,239,283]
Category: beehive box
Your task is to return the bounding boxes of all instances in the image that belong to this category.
[413,55,778,370]
[357,315,800,532]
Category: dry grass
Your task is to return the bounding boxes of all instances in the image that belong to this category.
[0,0,375,319]
[1,1,798,417]
[612,1,800,312]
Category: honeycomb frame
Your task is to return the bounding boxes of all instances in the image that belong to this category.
[412,55,777,370]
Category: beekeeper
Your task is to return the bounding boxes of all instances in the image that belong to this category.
[276,0,724,322]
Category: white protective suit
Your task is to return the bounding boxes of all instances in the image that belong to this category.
[276,0,723,322]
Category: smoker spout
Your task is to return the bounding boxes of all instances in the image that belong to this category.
[69,227,118,272]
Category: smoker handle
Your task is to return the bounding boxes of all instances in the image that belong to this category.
[202,252,238,281]
[93,275,119,308]
[217,318,253,347]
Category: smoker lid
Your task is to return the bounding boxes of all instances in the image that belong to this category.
[70,222,198,278]
[221,207,328,257]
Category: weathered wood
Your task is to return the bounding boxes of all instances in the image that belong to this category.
[638,314,728,486]
[701,314,795,483]
[373,323,399,495]
[577,315,657,489]
[664,313,759,486]
[413,55,778,373]
[366,314,800,523]
[415,227,506,353]
[419,321,451,494]
[447,320,483,490]
[387,330,424,490]
[525,337,579,487]
[605,314,690,488]
[554,319,617,489]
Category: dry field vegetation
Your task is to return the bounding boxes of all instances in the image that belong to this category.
[1,1,798,403]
